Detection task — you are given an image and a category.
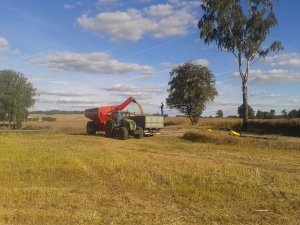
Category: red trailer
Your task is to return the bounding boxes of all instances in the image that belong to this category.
[85,97,144,136]
[85,97,164,139]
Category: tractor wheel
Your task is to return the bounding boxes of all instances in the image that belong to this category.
[134,126,144,139]
[117,127,129,140]
[86,121,96,135]
[104,122,114,137]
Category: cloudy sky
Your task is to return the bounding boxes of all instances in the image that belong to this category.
[0,0,299,116]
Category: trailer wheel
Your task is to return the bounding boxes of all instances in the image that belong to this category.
[86,121,96,135]
[117,127,128,140]
[104,121,115,137]
[134,126,143,139]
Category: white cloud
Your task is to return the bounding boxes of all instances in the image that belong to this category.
[64,4,75,9]
[285,99,300,104]
[103,84,135,92]
[36,96,100,105]
[77,3,195,42]
[218,91,228,96]
[0,37,20,54]
[10,48,20,55]
[145,4,173,17]
[135,0,151,3]
[0,37,9,52]
[250,91,281,98]
[193,59,209,67]
[97,0,119,5]
[168,0,201,11]
[161,59,209,70]
[264,53,300,67]
[161,62,176,69]
[103,84,166,100]
[233,69,300,84]
[31,51,155,75]
[38,90,98,97]
[56,98,98,104]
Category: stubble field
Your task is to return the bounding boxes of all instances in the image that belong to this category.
[0,115,299,224]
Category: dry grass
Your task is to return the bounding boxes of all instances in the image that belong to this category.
[0,115,298,224]
[183,129,240,145]
[23,114,87,133]
[164,117,242,129]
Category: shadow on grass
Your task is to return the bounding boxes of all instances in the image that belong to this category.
[69,132,105,137]
[231,120,300,137]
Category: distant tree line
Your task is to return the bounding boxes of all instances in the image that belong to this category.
[220,105,300,119]
[285,109,300,119]
[0,70,36,128]
[27,116,57,122]
[30,110,84,115]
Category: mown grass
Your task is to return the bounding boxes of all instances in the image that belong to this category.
[0,127,299,224]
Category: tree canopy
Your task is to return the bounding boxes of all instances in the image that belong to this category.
[216,109,223,118]
[198,0,282,129]
[0,70,36,128]
[288,109,300,119]
[237,104,254,119]
[166,62,218,124]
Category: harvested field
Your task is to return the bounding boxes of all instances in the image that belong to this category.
[0,115,299,224]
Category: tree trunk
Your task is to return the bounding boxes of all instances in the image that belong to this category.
[242,79,248,130]
[188,114,194,125]
[239,56,250,131]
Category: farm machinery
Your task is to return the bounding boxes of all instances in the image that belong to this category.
[85,97,164,140]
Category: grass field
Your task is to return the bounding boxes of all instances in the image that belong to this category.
[0,115,299,224]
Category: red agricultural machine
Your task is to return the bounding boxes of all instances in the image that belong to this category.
[85,97,164,140]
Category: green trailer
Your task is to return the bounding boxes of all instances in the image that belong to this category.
[130,116,164,136]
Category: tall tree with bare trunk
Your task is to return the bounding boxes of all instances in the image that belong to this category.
[198,0,283,130]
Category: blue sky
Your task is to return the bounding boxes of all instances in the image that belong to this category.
[0,0,299,116]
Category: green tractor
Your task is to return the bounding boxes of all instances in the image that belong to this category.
[104,110,143,140]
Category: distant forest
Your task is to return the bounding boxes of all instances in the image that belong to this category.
[30,110,84,115]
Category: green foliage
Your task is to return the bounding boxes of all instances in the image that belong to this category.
[281,109,288,118]
[216,109,223,118]
[166,62,218,124]
[0,70,36,128]
[288,109,300,119]
[237,104,254,119]
[198,0,283,59]
[256,109,276,119]
[198,0,283,129]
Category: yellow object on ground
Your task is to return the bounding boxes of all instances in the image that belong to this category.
[230,130,241,136]
[208,129,213,132]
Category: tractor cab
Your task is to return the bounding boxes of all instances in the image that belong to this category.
[112,110,132,126]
